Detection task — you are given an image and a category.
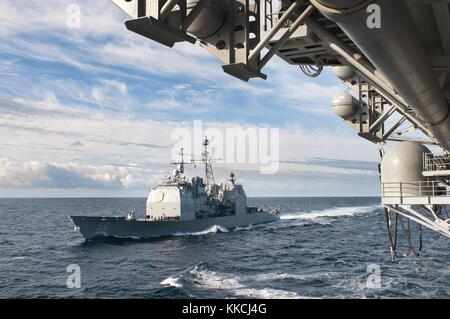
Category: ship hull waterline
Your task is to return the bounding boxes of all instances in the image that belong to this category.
[69,213,279,240]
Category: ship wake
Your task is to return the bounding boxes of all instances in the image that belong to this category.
[173,225,229,237]
[160,263,309,299]
[280,204,381,224]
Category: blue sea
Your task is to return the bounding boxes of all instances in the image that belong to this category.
[0,197,449,299]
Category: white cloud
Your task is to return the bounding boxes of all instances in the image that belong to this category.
[147,98,182,110]
[0,94,379,196]
[0,158,159,189]
[0,0,381,196]
[0,156,378,197]
[91,79,128,110]
[0,0,123,38]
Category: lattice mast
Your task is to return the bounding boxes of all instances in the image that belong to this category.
[202,137,216,189]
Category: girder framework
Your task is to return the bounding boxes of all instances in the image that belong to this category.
[110,0,450,256]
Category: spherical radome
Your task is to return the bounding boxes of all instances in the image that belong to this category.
[332,66,354,80]
[332,92,357,118]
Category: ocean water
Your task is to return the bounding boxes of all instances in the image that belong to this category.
[0,197,449,299]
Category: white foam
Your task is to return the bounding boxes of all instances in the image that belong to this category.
[254,271,339,283]
[234,224,254,231]
[189,266,243,289]
[280,204,380,221]
[235,288,303,299]
[111,235,140,240]
[11,256,27,260]
[331,273,397,298]
[174,225,229,236]
[188,266,314,299]
[160,276,183,288]
[254,272,308,281]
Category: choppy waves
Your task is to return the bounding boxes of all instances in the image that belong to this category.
[159,261,420,299]
[160,276,183,288]
[160,263,307,299]
[4,197,449,299]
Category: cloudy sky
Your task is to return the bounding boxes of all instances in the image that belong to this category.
[0,0,381,197]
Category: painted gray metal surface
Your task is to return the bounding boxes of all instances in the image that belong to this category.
[313,0,450,151]
[70,212,278,239]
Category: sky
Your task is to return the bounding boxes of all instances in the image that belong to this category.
[0,0,381,197]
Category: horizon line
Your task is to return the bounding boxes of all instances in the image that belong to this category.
[0,195,382,199]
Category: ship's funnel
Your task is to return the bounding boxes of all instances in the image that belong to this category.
[313,0,450,151]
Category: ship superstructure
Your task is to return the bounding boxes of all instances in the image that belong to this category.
[146,138,251,222]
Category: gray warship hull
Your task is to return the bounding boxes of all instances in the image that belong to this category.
[70,213,279,240]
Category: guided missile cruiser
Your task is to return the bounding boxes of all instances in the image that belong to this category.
[70,138,280,239]
[108,0,450,258]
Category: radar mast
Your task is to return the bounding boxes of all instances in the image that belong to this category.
[202,137,216,191]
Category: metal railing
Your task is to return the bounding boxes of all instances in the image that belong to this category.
[381,181,450,198]
[423,153,450,172]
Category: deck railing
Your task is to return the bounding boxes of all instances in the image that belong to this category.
[381,181,450,198]
[423,153,450,172]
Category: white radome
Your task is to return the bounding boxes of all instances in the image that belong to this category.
[332,92,357,118]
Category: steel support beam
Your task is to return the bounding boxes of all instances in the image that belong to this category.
[259,5,315,68]
[304,17,436,143]
[249,0,305,62]
[369,104,397,133]
[160,0,180,19]
[382,115,407,140]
